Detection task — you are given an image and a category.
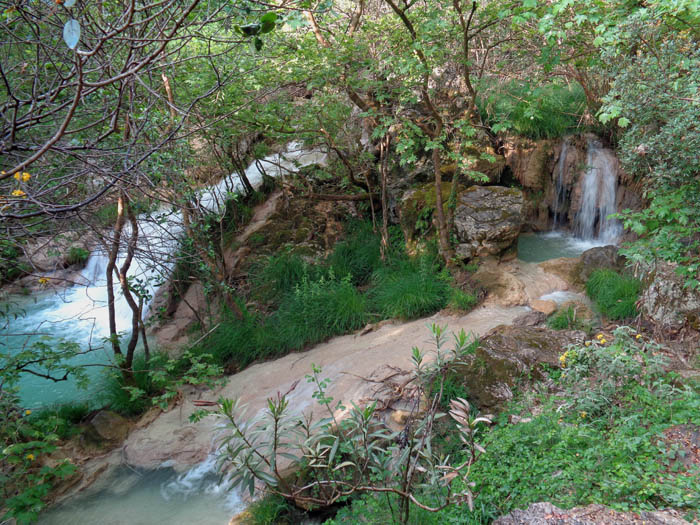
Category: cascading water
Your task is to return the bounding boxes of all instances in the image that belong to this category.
[573,139,622,243]
[552,139,569,228]
[518,137,622,263]
[3,142,327,407]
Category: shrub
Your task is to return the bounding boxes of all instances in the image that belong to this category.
[244,494,297,525]
[586,269,641,320]
[65,246,90,267]
[370,257,450,320]
[99,353,169,416]
[448,288,478,312]
[477,81,589,140]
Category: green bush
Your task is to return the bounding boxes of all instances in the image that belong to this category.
[65,246,90,267]
[448,288,478,312]
[438,328,700,519]
[370,257,450,320]
[586,269,641,320]
[477,82,589,140]
[244,494,298,525]
[99,353,168,416]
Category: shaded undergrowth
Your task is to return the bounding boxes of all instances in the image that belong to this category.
[191,221,479,372]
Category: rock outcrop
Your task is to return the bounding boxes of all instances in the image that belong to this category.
[639,262,700,332]
[454,185,524,259]
[454,325,585,410]
[494,502,690,525]
[576,245,625,282]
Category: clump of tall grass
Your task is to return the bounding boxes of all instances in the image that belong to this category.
[327,221,383,285]
[250,250,319,304]
[586,269,641,320]
[270,274,368,351]
[370,256,450,320]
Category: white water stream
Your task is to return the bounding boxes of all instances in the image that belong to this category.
[4,143,325,523]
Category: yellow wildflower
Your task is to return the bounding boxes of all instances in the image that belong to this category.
[22,172,30,182]
[600,338,607,344]
[38,277,49,285]
[596,334,604,340]
[635,334,643,340]
[26,454,35,461]
[559,353,567,367]
[585,341,591,347]
[13,173,20,181]
[579,411,587,419]
[25,409,31,416]
[11,189,26,197]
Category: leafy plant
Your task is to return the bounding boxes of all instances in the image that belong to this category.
[196,325,489,524]
[1,390,77,524]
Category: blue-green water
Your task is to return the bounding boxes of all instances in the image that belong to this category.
[517,231,609,263]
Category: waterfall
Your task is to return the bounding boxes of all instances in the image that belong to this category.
[573,139,622,242]
[552,139,569,227]
[75,142,327,336]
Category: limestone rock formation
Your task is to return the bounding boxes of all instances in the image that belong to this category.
[454,185,525,259]
[639,262,700,331]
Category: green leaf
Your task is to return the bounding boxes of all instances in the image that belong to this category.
[618,117,631,128]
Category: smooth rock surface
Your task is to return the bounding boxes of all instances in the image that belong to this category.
[90,411,130,442]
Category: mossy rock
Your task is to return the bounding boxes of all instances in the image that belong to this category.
[451,325,585,410]
[399,181,466,242]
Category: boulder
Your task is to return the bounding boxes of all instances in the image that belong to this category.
[494,502,690,525]
[89,411,130,442]
[576,245,625,283]
[539,257,583,290]
[454,326,585,410]
[512,311,546,327]
[454,186,525,259]
[638,262,700,331]
[531,299,557,316]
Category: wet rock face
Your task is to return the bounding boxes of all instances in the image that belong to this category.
[494,502,691,525]
[454,325,585,410]
[577,245,625,282]
[639,262,700,332]
[454,186,525,259]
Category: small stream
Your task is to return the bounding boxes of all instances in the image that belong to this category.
[38,459,243,525]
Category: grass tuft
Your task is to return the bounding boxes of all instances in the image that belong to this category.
[586,269,641,320]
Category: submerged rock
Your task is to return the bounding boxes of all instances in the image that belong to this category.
[454,325,584,410]
[494,502,690,524]
[454,185,524,259]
